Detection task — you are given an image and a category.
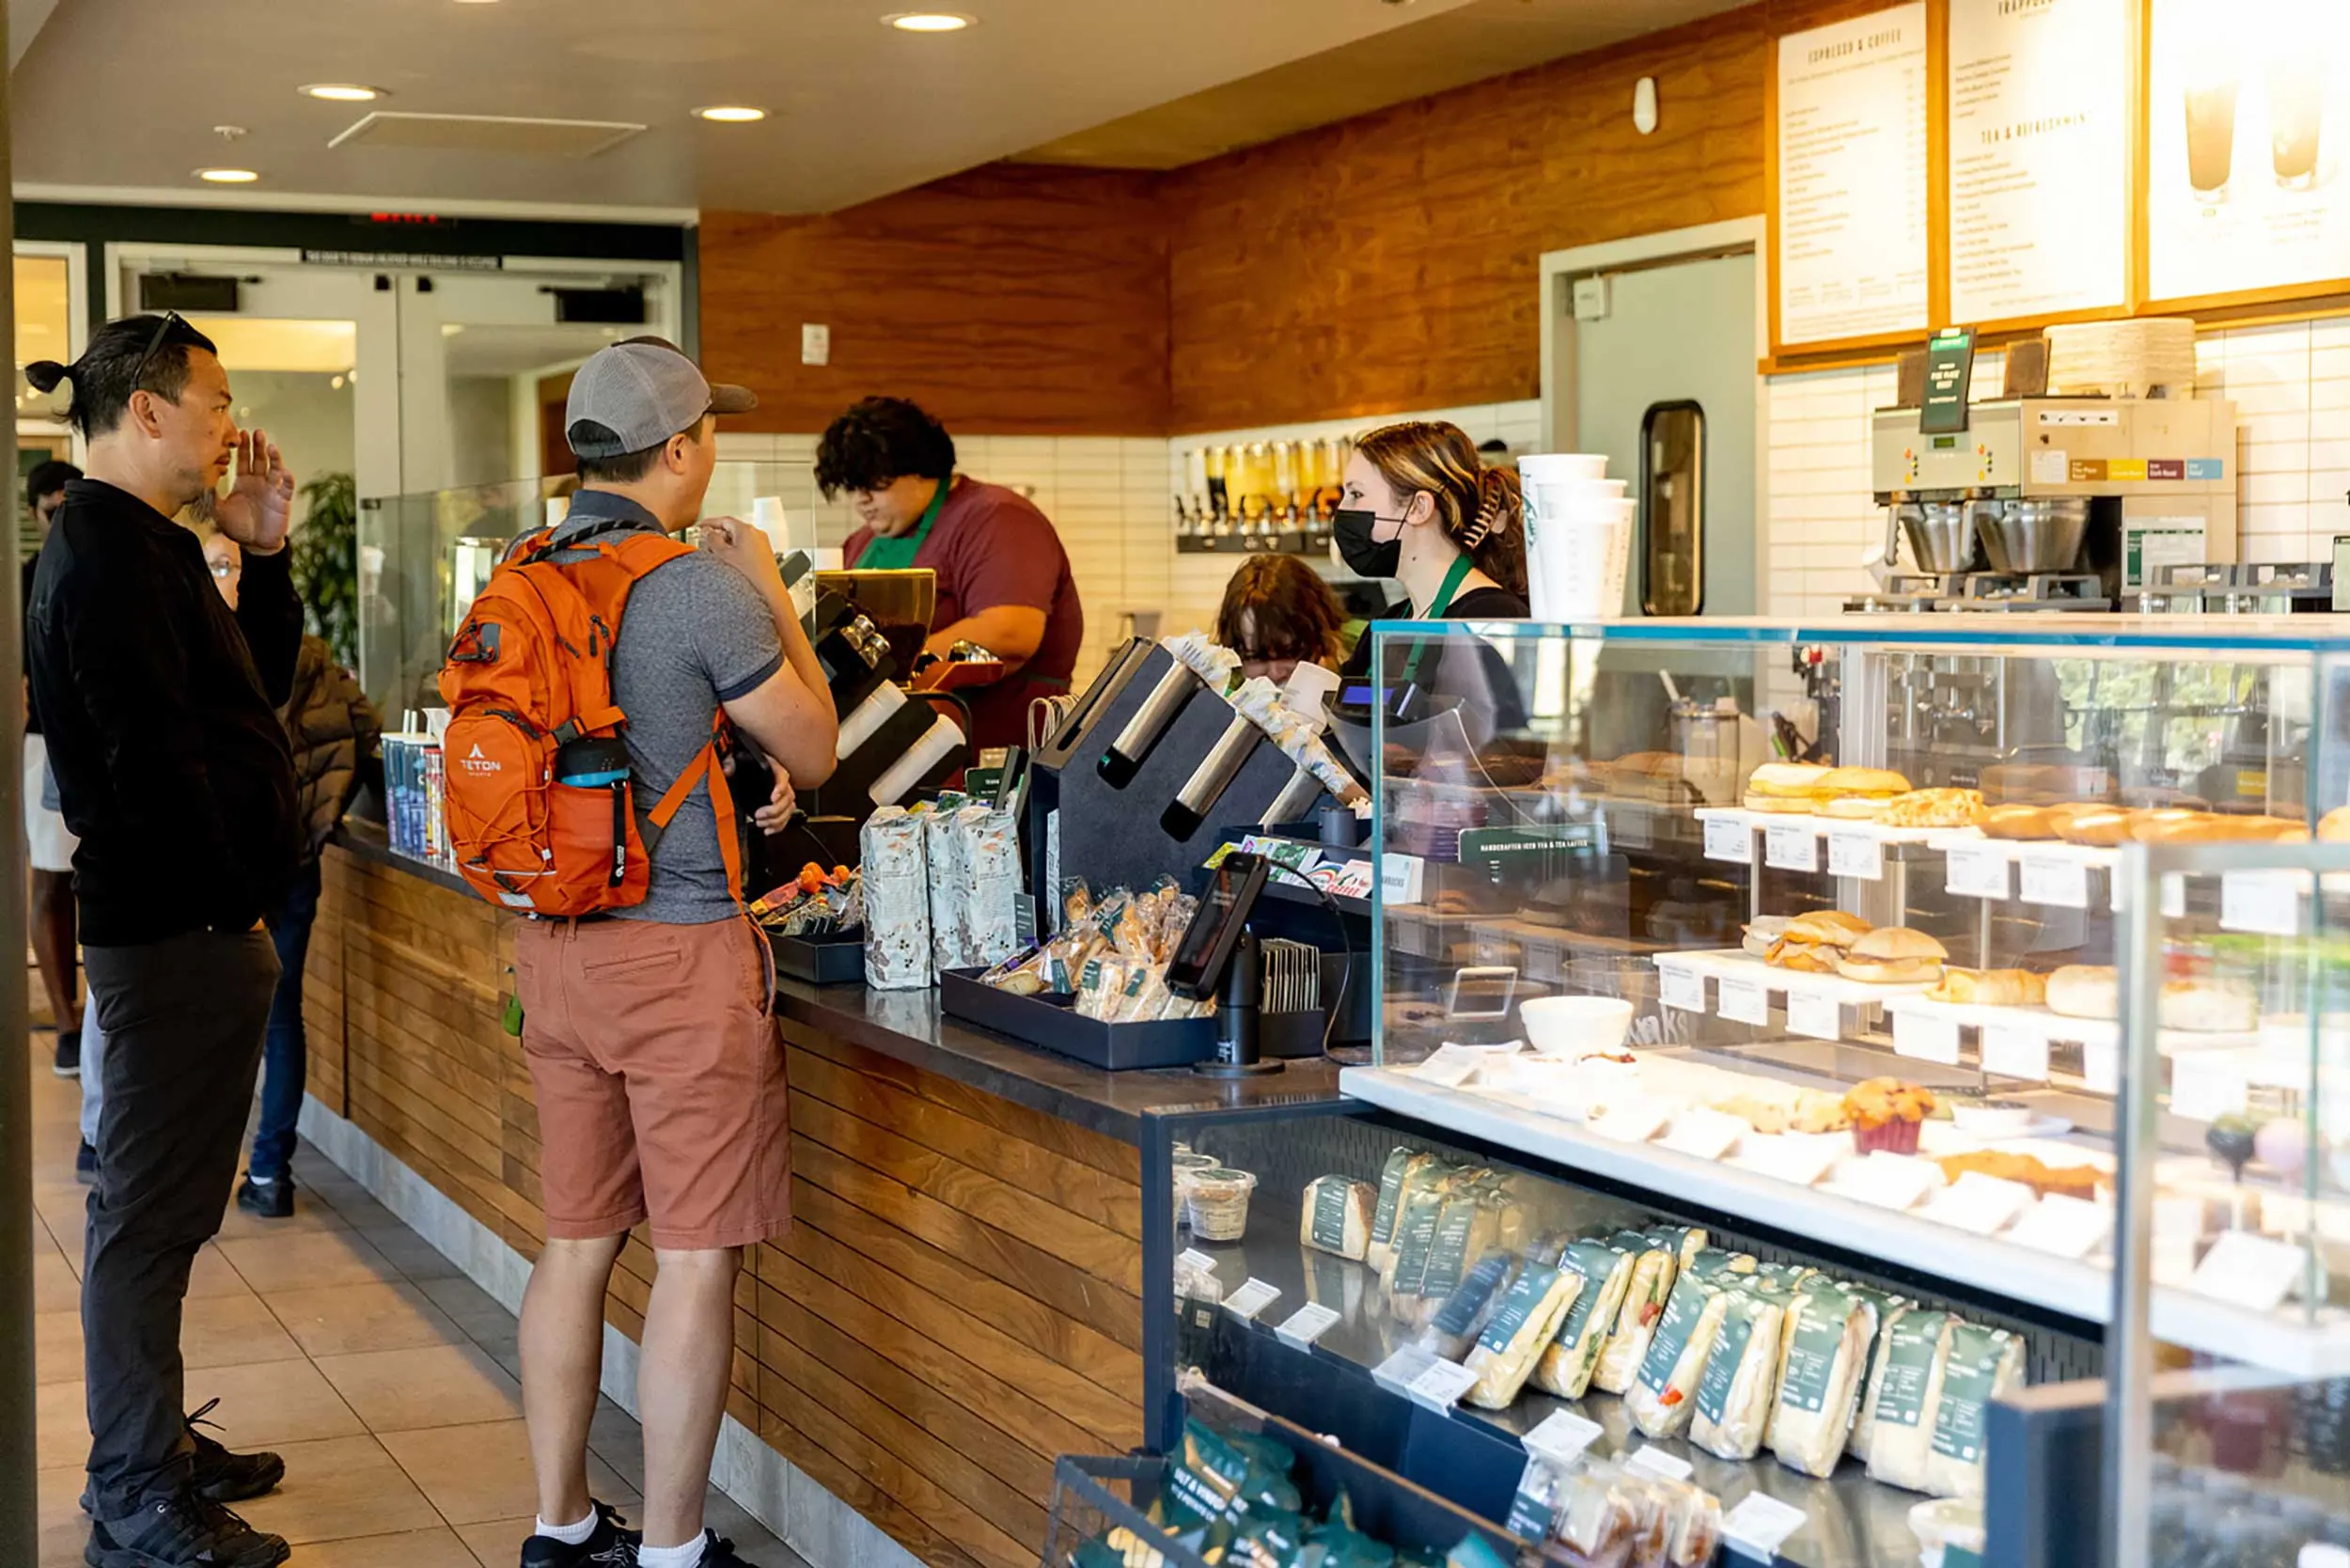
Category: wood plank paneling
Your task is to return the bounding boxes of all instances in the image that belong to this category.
[309,845,1146,1568]
[700,165,1171,437]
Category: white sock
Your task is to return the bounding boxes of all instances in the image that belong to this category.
[535,1512,598,1545]
[638,1535,709,1568]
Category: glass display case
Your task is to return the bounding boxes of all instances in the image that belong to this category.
[355,458,822,714]
[1164,614,2350,1562]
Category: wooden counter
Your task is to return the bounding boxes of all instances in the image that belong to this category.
[306,831,1343,1568]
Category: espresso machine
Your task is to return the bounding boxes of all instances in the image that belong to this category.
[1859,394,2238,612]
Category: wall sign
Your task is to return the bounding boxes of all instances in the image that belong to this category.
[1777,3,1931,346]
[1946,0,2133,323]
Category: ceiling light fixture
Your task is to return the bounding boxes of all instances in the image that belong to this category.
[885,12,975,32]
[301,84,383,102]
[196,167,260,183]
[693,105,766,123]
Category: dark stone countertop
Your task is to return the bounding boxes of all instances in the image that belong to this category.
[332,822,1348,1146]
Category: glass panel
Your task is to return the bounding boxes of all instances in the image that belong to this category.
[356,459,822,717]
[1640,400,1705,617]
[188,315,360,536]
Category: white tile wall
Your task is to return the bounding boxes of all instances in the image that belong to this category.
[1759,314,2350,615]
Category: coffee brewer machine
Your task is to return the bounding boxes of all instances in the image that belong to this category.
[1861,395,2237,612]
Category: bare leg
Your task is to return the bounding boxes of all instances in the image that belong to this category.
[520,1232,626,1529]
[29,868,76,1033]
[637,1247,743,1548]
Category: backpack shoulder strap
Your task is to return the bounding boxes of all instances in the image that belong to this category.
[645,717,744,904]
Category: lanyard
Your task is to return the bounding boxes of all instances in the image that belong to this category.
[854,477,951,570]
[1399,554,1477,686]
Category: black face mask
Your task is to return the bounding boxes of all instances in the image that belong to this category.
[1333,508,1402,578]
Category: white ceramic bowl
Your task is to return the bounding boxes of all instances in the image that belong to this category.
[1520,996,1636,1057]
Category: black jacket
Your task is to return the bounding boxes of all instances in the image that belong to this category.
[282,635,383,861]
[27,478,303,945]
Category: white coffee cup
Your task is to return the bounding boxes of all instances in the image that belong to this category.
[1519,452,1609,484]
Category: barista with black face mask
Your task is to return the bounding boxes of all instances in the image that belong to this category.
[1334,419,1528,686]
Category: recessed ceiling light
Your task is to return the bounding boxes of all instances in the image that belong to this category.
[885,12,974,32]
[301,84,383,102]
[196,167,260,183]
[693,105,766,123]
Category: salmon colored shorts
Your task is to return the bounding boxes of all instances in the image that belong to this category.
[513,915,791,1251]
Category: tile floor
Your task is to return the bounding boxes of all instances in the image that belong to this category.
[24,1031,808,1568]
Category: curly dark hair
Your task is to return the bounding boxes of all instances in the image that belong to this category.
[1215,556,1346,667]
[814,396,956,498]
[26,314,219,439]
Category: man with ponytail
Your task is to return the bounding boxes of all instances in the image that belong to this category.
[24,314,302,1568]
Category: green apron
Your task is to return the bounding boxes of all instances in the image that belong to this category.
[854,477,950,570]
[1398,553,1477,686]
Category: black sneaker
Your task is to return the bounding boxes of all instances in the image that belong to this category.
[75,1139,99,1183]
[235,1175,293,1219]
[85,1490,288,1568]
[520,1499,643,1567]
[53,1029,79,1078]
[186,1399,285,1502]
[692,1531,761,1568]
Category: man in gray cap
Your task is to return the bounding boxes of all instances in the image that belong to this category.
[511,337,836,1568]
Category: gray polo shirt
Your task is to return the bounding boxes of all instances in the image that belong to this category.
[547,491,782,925]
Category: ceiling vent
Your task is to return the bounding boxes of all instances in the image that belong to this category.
[328,112,645,158]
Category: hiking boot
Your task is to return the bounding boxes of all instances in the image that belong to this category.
[519,1499,643,1567]
[235,1174,294,1219]
[85,1490,289,1568]
[187,1399,285,1502]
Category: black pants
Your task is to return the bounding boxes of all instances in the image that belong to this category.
[82,929,278,1515]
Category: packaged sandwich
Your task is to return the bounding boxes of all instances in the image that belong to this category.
[1504,1458,1567,1544]
[1419,1250,1515,1360]
[1691,1289,1788,1461]
[1866,1309,1956,1492]
[1465,1261,1583,1409]
[1550,1461,1639,1566]
[1594,1231,1682,1395]
[1299,1174,1377,1261]
[1768,1283,1879,1478]
[1534,1240,1637,1400]
[1685,1247,1759,1283]
[1364,1150,1433,1278]
[1647,1225,1710,1273]
[1401,1184,1505,1326]
[1627,1273,1728,1439]
[1924,1323,2023,1499]
[1844,1284,1910,1461]
[1381,1183,1451,1302]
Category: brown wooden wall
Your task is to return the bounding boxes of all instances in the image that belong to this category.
[698,165,1172,438]
[306,846,1145,1568]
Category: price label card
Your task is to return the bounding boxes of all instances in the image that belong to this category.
[1624,1446,1696,1482]
[2008,1194,2113,1260]
[2188,1229,2310,1313]
[1827,831,1883,881]
[2019,854,2089,910]
[1371,1345,1439,1396]
[1982,1024,2051,1082]
[2222,870,2303,937]
[1944,843,2010,900]
[1403,1357,1480,1413]
[1788,991,1842,1042]
[1893,1010,1962,1066]
[1416,1044,1485,1088]
[1722,1493,1810,1560]
[1764,822,1820,872]
[1222,1278,1282,1321]
[1274,1302,1340,1349]
[1658,965,1706,1013]
[2081,1041,2121,1094]
[1521,1410,1605,1470]
[1178,1248,1219,1275]
[1718,975,1770,1026]
[1704,816,1753,864]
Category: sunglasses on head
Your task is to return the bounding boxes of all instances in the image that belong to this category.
[125,311,185,398]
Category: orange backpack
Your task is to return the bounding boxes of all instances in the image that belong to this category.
[437,522,739,917]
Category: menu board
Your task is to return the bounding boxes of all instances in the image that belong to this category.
[1777,3,1931,346]
[1947,0,2133,322]
[2149,0,2350,302]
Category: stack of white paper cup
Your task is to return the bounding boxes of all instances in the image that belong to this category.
[1517,454,1634,619]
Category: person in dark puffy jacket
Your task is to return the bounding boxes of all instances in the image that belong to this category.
[235,543,384,1217]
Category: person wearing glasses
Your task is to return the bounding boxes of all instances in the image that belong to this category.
[25,313,304,1568]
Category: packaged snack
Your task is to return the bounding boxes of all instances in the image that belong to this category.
[1843,1284,1910,1461]
[1399,1184,1505,1327]
[1866,1309,1956,1492]
[1552,1462,1638,1566]
[1505,1458,1566,1542]
[1299,1175,1376,1261]
[1534,1240,1637,1400]
[1186,1168,1258,1243]
[1418,1251,1514,1361]
[1594,1232,1681,1395]
[1366,1152,1443,1278]
[923,805,977,973]
[1768,1283,1878,1478]
[1690,1289,1787,1461]
[1464,1260,1582,1409]
[858,807,932,990]
[1923,1322,2023,1498]
[1381,1183,1450,1302]
[1627,1273,1728,1439]
[959,806,1022,969]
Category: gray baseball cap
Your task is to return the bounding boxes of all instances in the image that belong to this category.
[565,336,757,459]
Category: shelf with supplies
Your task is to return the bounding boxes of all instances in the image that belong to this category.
[1175,529,1329,557]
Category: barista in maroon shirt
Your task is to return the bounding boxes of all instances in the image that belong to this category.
[822,397,1084,751]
